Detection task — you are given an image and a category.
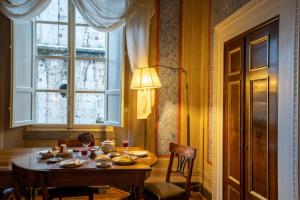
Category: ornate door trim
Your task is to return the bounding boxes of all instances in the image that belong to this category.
[211,0,299,199]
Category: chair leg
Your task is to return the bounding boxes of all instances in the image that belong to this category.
[31,187,35,200]
[89,192,93,200]
[26,188,31,200]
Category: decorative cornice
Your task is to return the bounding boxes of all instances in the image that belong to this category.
[214,0,264,32]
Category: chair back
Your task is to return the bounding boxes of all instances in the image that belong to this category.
[166,143,196,195]
[58,139,95,147]
[12,163,50,200]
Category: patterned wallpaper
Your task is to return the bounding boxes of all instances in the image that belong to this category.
[155,0,250,156]
[156,0,181,155]
[211,0,250,26]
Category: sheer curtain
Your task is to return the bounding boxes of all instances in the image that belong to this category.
[0,0,155,119]
[72,0,155,119]
[0,0,51,20]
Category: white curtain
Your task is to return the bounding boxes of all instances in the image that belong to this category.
[71,0,155,118]
[0,0,51,21]
[126,0,155,119]
[0,0,155,119]
[71,0,126,32]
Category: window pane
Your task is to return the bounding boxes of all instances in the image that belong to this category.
[75,9,87,25]
[74,93,104,124]
[76,26,106,55]
[36,0,68,22]
[75,59,105,91]
[36,58,68,90]
[36,92,67,124]
[37,23,68,56]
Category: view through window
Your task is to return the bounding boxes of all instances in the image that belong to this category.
[35,0,107,125]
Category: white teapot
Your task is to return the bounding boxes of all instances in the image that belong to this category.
[101,139,115,154]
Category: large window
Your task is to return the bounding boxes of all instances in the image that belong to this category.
[11,0,124,128]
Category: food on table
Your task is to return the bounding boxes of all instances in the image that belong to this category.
[47,157,63,164]
[108,151,121,158]
[52,146,60,151]
[128,151,148,157]
[59,159,87,168]
[112,156,135,164]
[38,149,72,159]
[96,161,111,168]
[95,154,110,161]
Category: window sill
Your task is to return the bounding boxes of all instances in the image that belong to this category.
[23,126,115,141]
[25,125,114,132]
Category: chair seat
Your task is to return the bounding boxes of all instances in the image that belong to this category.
[49,186,93,199]
[144,182,186,200]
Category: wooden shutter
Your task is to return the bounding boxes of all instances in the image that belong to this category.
[104,27,124,126]
[11,20,35,127]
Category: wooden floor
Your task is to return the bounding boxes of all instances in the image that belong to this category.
[32,193,203,200]
[34,187,129,200]
[25,188,204,200]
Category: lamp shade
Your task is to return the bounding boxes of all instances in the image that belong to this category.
[130,68,161,89]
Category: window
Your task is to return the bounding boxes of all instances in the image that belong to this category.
[11,0,124,128]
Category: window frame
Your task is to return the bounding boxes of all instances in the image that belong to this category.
[26,0,123,131]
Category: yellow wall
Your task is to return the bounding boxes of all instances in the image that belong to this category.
[181,0,212,191]
[145,0,212,191]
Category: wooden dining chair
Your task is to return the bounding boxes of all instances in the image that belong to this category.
[0,188,14,200]
[58,139,95,147]
[12,162,94,200]
[12,162,50,200]
[144,143,196,200]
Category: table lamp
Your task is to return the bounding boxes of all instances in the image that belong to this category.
[130,67,161,89]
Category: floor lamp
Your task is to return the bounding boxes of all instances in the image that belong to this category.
[130,65,190,146]
[130,65,206,198]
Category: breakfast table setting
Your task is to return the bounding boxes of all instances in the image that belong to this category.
[0,139,157,200]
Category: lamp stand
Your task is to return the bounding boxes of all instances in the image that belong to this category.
[144,119,147,149]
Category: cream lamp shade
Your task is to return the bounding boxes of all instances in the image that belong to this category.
[130,67,161,89]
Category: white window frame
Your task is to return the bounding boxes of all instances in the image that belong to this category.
[11,0,124,130]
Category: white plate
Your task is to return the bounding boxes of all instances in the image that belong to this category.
[59,159,87,168]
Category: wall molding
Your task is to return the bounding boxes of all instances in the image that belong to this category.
[211,0,299,199]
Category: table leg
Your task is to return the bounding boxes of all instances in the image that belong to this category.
[135,185,144,200]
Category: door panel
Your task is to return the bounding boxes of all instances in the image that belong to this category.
[245,20,278,200]
[228,81,241,185]
[223,37,245,199]
[223,18,278,200]
[249,78,269,199]
[228,186,240,200]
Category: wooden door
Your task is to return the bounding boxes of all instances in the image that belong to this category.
[223,19,278,200]
[223,37,245,199]
[245,20,278,200]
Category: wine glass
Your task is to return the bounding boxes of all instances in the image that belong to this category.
[122,138,129,155]
[81,141,90,159]
[52,149,59,163]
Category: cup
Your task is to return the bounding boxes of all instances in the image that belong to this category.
[60,144,67,154]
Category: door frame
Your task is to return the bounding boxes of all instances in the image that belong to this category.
[211,0,299,199]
